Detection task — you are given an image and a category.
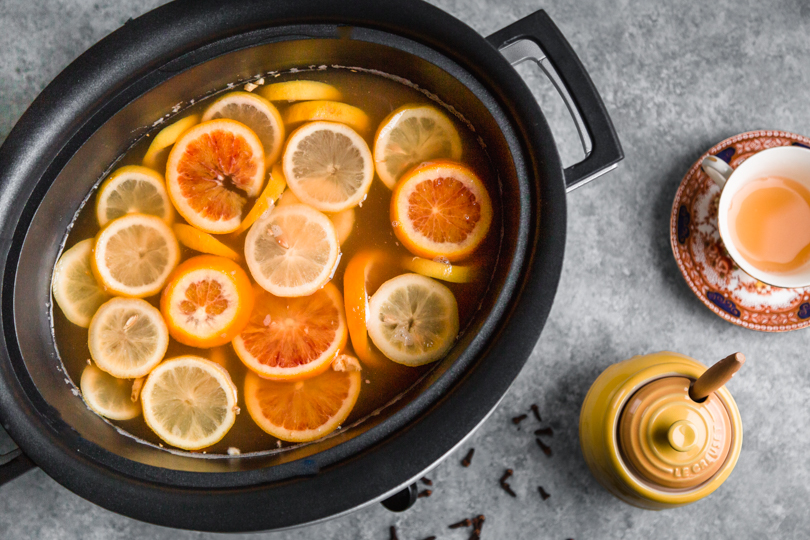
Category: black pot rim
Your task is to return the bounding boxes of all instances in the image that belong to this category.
[0,0,566,531]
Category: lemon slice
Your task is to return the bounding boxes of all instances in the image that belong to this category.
[373,105,462,189]
[88,297,169,378]
[95,166,174,226]
[142,114,200,171]
[401,256,477,283]
[283,121,374,212]
[244,204,340,297]
[259,80,342,102]
[141,355,238,450]
[275,188,354,245]
[367,273,459,366]
[202,91,285,167]
[283,101,371,133]
[52,239,110,327]
[80,364,141,420]
[173,223,240,261]
[92,213,180,297]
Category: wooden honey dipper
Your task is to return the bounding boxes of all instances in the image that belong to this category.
[689,352,745,402]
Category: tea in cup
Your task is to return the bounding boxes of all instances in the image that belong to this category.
[702,146,810,288]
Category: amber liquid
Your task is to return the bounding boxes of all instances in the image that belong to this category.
[52,68,501,456]
[728,176,810,274]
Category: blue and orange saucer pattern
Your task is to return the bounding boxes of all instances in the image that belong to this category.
[670,130,810,332]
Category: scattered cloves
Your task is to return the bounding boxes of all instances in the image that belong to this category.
[461,448,475,467]
[535,437,552,457]
[449,518,472,529]
[417,489,432,499]
[530,403,542,422]
[538,486,551,500]
[389,525,398,540]
[511,413,528,425]
[534,427,554,437]
[420,476,433,486]
[419,537,436,540]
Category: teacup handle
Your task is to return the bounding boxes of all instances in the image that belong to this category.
[701,155,734,188]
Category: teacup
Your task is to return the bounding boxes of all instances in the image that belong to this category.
[701,145,810,288]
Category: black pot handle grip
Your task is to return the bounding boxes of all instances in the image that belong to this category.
[0,447,36,487]
[487,10,623,191]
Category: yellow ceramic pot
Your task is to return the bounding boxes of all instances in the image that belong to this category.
[579,351,743,510]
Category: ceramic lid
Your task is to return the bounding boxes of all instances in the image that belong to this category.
[618,376,733,489]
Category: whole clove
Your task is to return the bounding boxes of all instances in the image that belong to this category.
[417,489,432,499]
[461,448,475,467]
[419,537,436,540]
[530,403,542,422]
[389,525,399,540]
[499,468,516,497]
[420,476,433,486]
[472,515,486,538]
[535,437,552,457]
[538,486,551,500]
[511,413,528,424]
[449,518,472,529]
[534,427,554,437]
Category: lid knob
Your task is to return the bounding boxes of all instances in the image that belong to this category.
[667,420,697,452]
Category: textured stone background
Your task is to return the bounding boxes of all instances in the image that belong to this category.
[2,0,809,538]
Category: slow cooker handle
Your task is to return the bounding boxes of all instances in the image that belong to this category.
[487,10,623,192]
[0,440,35,487]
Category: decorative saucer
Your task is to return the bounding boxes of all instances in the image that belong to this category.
[670,130,810,332]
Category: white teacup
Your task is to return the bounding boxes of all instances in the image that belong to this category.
[701,145,810,288]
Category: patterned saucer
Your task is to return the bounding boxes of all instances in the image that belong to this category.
[670,130,810,332]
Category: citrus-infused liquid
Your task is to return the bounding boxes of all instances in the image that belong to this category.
[52,67,501,455]
[728,176,810,273]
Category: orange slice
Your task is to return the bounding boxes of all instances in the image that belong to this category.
[244,355,361,442]
[142,114,201,171]
[401,255,477,283]
[282,121,374,213]
[244,204,340,297]
[166,118,265,234]
[230,162,287,236]
[91,213,180,298]
[259,80,342,102]
[391,160,493,262]
[201,91,285,167]
[160,255,254,348]
[282,100,370,133]
[232,282,347,380]
[173,223,240,261]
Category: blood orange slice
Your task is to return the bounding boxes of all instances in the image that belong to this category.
[166,119,265,234]
[244,355,361,443]
[232,282,347,380]
[391,160,492,262]
[160,255,254,348]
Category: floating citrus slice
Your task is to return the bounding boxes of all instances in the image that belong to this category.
[391,160,492,262]
[233,282,347,380]
[373,104,462,189]
[283,101,371,133]
[142,114,200,171]
[95,165,174,226]
[230,162,287,236]
[244,355,361,442]
[52,239,110,327]
[173,223,240,261]
[259,80,342,102]
[80,364,141,421]
[166,118,265,234]
[276,187,355,245]
[244,204,340,297]
[343,251,395,368]
[282,121,374,212]
[88,297,169,378]
[141,356,238,450]
[367,273,459,366]
[401,255,477,283]
[202,91,285,167]
[92,213,180,297]
[160,255,254,348]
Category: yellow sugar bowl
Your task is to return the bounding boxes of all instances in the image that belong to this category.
[579,351,744,510]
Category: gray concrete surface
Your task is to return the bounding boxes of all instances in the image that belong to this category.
[2,0,809,538]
